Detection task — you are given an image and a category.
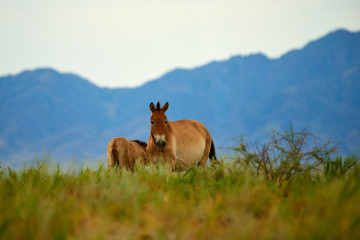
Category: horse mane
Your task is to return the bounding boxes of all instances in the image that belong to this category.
[156,101,161,110]
[131,140,147,148]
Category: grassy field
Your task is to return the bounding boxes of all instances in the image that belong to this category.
[1,128,359,239]
[0,156,359,240]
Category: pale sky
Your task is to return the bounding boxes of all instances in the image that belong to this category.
[1,0,359,88]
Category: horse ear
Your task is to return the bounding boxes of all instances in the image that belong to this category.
[149,102,155,112]
[162,102,169,112]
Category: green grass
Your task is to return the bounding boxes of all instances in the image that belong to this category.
[0,157,359,240]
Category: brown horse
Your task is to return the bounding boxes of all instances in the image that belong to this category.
[107,137,149,170]
[146,101,217,171]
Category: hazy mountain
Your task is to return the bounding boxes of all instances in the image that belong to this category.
[1,29,359,166]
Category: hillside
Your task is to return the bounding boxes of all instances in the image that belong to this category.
[0,29,359,165]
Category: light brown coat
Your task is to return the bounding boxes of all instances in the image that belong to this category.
[107,137,149,170]
[147,102,216,171]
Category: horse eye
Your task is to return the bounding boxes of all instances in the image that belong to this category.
[165,120,168,124]
[151,120,154,124]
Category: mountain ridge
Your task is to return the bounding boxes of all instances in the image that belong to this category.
[1,28,359,166]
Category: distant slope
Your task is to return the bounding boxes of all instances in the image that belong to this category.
[1,29,359,165]
[0,69,112,165]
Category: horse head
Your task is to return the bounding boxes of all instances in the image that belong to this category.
[149,101,169,152]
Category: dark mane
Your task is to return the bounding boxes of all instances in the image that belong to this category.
[131,140,147,148]
[156,101,161,110]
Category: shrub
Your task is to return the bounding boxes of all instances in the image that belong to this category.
[232,126,338,185]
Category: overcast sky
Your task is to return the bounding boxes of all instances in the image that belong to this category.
[1,0,359,88]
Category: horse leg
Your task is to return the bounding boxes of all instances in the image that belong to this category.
[197,139,212,167]
[168,156,176,171]
[166,153,176,171]
[107,152,114,168]
[197,153,209,167]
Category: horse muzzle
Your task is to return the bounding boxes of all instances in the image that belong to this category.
[154,136,166,152]
[156,139,166,152]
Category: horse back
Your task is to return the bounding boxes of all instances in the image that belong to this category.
[170,119,211,139]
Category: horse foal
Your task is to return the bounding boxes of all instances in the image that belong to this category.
[107,137,149,170]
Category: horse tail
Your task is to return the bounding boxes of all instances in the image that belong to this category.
[209,139,218,165]
[107,140,118,168]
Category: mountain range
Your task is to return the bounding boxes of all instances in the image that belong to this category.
[1,29,359,166]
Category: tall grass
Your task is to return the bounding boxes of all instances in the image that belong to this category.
[0,155,359,239]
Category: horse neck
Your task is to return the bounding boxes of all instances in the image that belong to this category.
[140,145,147,152]
[131,140,147,151]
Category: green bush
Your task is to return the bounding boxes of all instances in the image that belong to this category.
[232,126,339,185]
